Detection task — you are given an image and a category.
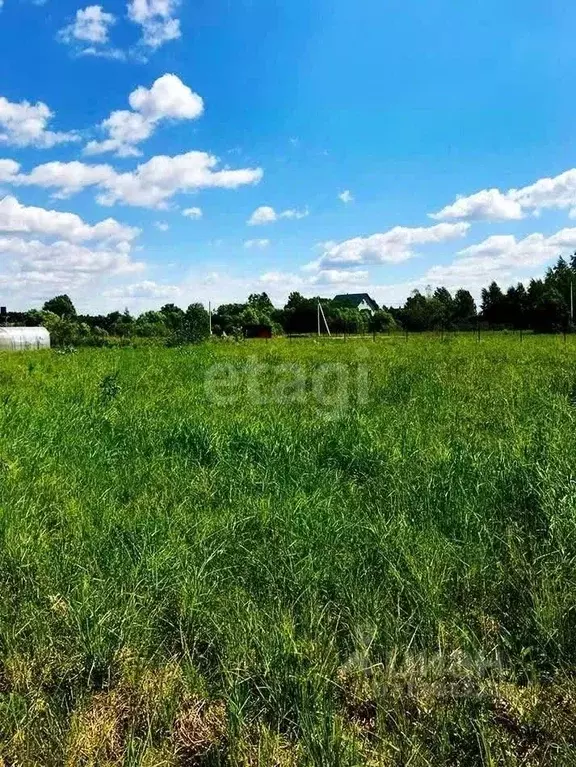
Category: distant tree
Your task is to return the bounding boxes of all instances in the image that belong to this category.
[239,305,261,328]
[23,309,44,327]
[285,291,306,309]
[135,310,169,338]
[481,282,507,326]
[545,257,572,301]
[108,309,135,337]
[452,289,477,327]
[398,291,429,331]
[530,286,569,333]
[369,309,396,333]
[41,312,78,346]
[433,287,454,325]
[544,256,576,323]
[159,303,185,332]
[214,303,250,335]
[248,292,274,312]
[282,295,336,334]
[43,294,76,319]
[504,283,529,329]
[399,290,445,331]
[181,303,210,343]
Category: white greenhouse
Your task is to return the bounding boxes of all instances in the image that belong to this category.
[0,327,50,351]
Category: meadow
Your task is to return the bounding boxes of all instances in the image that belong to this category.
[1,334,576,765]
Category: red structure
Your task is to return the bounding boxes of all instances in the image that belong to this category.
[244,324,273,339]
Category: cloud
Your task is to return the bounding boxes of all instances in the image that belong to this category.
[248,206,276,225]
[431,167,576,222]
[59,5,116,53]
[85,74,204,157]
[511,169,576,216]
[129,74,203,120]
[338,190,353,203]
[104,280,181,299]
[0,237,142,277]
[154,221,169,231]
[414,228,576,293]
[14,160,115,197]
[244,239,270,249]
[247,205,308,225]
[182,206,202,219]
[315,222,469,268]
[0,195,143,299]
[311,269,368,285]
[85,112,152,157]
[0,236,143,300]
[9,151,263,208]
[0,96,78,148]
[0,159,19,182]
[258,268,369,289]
[127,0,181,49]
[78,45,126,60]
[0,195,138,243]
[431,189,523,222]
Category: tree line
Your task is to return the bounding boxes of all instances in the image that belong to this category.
[5,254,576,345]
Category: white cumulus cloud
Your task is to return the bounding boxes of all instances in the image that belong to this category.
[0,195,143,299]
[127,0,181,49]
[316,222,469,268]
[0,159,19,182]
[0,96,78,148]
[431,167,576,222]
[247,205,308,225]
[431,189,523,222]
[85,74,204,157]
[8,151,263,209]
[182,206,202,219]
[0,237,142,278]
[59,5,116,48]
[0,195,138,244]
[418,228,576,292]
[338,190,353,203]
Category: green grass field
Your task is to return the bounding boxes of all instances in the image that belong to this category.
[1,334,576,765]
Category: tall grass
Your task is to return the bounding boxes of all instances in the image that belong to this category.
[1,334,576,764]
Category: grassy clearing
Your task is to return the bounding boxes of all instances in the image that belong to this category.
[1,334,576,764]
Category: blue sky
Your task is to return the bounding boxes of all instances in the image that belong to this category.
[1,0,576,312]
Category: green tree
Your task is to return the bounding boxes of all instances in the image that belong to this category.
[181,303,210,343]
[135,311,169,338]
[23,309,45,327]
[530,286,569,333]
[504,283,529,329]
[452,289,477,327]
[43,294,77,319]
[369,309,396,333]
[433,287,454,326]
[285,292,306,309]
[248,292,274,312]
[108,309,135,337]
[481,282,506,326]
[41,312,78,346]
[159,304,185,332]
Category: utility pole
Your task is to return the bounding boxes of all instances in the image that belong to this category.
[319,301,331,336]
[209,301,212,335]
[317,301,321,337]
